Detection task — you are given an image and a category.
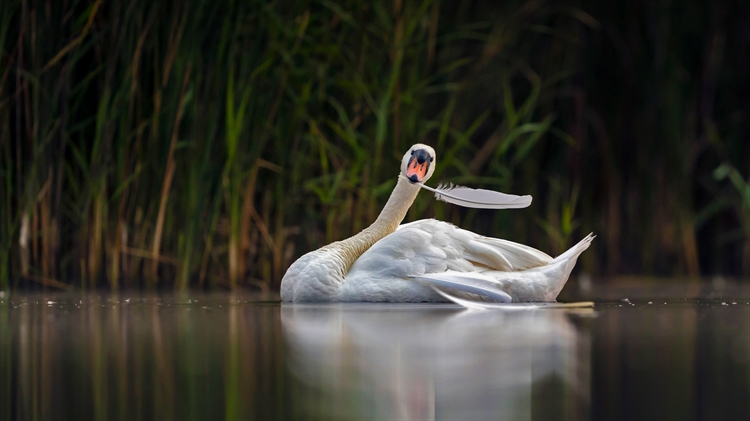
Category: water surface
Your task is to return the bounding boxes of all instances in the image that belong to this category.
[1,286,749,420]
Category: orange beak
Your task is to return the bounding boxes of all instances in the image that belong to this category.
[406,157,429,183]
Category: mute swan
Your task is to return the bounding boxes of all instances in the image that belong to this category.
[280,144,594,303]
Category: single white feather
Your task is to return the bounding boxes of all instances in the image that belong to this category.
[399,175,532,209]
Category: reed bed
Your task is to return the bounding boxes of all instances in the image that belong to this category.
[0,0,748,290]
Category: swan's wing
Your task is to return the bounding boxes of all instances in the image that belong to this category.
[350,220,476,281]
[409,271,512,302]
[468,236,554,270]
[344,219,552,301]
[394,219,554,272]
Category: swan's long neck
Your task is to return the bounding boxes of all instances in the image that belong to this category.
[333,176,420,273]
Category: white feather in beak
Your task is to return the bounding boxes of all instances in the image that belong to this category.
[399,175,532,209]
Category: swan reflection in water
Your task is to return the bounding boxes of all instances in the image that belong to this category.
[281,304,593,420]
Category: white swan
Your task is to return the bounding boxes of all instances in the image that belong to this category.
[280,144,594,303]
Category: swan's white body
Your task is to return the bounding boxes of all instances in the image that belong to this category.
[341,220,593,302]
[280,144,593,303]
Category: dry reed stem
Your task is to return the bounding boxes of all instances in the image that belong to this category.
[239,165,259,283]
[150,66,191,282]
[88,196,104,286]
[41,0,103,72]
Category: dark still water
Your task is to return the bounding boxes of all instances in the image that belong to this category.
[1,286,749,420]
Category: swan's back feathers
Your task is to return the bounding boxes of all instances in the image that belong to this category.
[339,219,594,303]
[396,220,553,272]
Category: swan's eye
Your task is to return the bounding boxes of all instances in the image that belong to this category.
[411,150,415,156]
[430,157,434,162]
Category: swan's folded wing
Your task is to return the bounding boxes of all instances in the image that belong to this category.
[409,271,512,303]
[394,219,553,272]
[465,237,553,271]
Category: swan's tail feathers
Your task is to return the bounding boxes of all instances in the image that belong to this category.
[409,271,512,303]
[553,233,596,264]
[542,233,595,299]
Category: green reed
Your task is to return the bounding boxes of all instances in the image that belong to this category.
[0,0,748,290]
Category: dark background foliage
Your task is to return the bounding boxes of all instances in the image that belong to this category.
[0,0,748,290]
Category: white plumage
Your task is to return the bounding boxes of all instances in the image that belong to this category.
[339,219,594,302]
[280,143,594,304]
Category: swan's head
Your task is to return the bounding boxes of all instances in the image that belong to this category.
[401,144,436,184]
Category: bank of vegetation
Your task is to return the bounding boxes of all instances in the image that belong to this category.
[1,0,748,290]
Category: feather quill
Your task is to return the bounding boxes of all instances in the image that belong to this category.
[400,175,532,209]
